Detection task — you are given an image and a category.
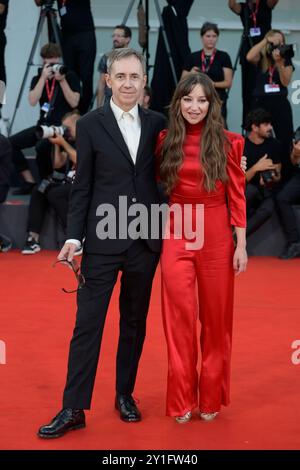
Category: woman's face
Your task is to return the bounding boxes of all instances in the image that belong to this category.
[201,30,218,49]
[180,84,210,125]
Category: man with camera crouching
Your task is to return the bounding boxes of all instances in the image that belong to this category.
[9,43,80,195]
[276,129,300,259]
[21,109,80,255]
[244,108,282,237]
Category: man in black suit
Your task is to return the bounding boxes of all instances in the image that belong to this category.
[38,48,167,439]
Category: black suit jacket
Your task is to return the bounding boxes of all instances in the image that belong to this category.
[67,103,167,254]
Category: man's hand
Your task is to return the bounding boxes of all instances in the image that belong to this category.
[49,134,66,146]
[54,70,66,82]
[42,64,53,81]
[241,155,247,172]
[58,242,77,262]
[254,154,276,172]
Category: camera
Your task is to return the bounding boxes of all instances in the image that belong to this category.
[266,42,294,60]
[261,170,276,187]
[47,63,68,75]
[38,171,66,194]
[36,125,66,139]
[294,126,300,144]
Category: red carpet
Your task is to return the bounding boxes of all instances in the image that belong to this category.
[0,251,299,450]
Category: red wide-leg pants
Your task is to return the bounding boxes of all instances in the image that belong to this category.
[160,201,235,416]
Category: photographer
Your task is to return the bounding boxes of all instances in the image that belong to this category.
[228,1,279,127]
[181,22,233,122]
[0,133,12,252]
[9,43,80,195]
[246,29,294,181]
[0,0,9,113]
[244,108,281,237]
[21,109,80,255]
[276,132,300,259]
[35,0,96,114]
[97,25,132,107]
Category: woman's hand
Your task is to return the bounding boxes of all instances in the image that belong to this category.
[233,246,248,276]
[272,48,284,64]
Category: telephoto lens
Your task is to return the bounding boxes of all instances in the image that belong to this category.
[35,125,65,139]
[51,64,68,75]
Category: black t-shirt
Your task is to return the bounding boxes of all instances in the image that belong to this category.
[30,70,81,125]
[0,0,9,32]
[183,50,232,101]
[57,0,94,34]
[244,136,282,187]
[239,0,273,59]
[253,56,294,98]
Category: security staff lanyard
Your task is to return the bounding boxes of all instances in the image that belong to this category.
[249,0,260,29]
[45,78,56,103]
[201,49,216,73]
[268,66,276,85]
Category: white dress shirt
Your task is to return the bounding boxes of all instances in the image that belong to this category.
[66,98,141,249]
[110,98,141,164]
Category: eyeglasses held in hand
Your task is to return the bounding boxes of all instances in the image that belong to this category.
[52,259,85,294]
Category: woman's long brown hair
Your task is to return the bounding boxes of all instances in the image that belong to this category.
[159,73,229,194]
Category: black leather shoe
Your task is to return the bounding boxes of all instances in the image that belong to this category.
[279,242,300,260]
[115,394,141,422]
[37,408,85,439]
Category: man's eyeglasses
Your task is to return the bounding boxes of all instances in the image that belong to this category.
[52,259,85,294]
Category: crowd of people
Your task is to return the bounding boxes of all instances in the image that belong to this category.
[1,0,299,258]
[0,0,300,434]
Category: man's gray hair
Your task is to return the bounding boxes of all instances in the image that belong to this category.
[107,48,146,75]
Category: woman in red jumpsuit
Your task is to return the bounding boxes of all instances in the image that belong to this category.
[156,73,247,423]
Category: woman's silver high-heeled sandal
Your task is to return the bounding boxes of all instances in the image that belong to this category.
[175,411,192,424]
[200,412,219,422]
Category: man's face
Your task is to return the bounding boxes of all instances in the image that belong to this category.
[112,28,130,49]
[256,122,273,139]
[43,56,62,76]
[106,56,146,111]
[62,116,78,140]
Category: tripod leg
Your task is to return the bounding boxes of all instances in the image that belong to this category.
[122,0,137,25]
[153,0,177,86]
[8,14,46,135]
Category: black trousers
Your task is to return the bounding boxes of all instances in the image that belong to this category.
[0,31,6,110]
[9,126,53,179]
[246,183,275,237]
[46,183,71,230]
[276,171,300,243]
[27,183,71,234]
[63,239,160,409]
[240,58,257,129]
[62,30,96,114]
